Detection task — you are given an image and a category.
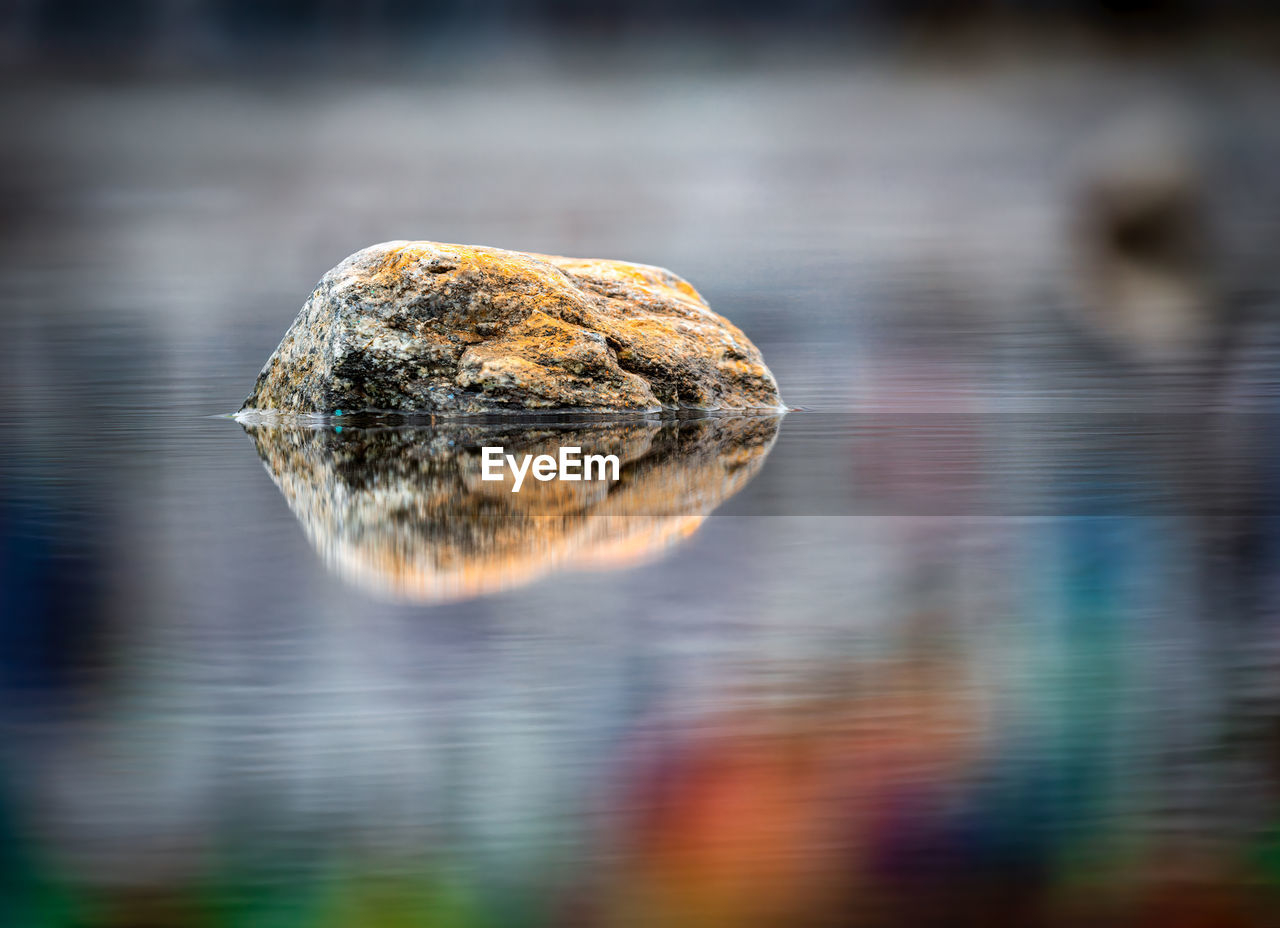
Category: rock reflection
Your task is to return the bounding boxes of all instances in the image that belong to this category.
[243,416,780,601]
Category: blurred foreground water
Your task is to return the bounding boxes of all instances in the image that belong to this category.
[4,51,1280,926]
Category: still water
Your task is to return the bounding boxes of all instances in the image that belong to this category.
[4,62,1280,926]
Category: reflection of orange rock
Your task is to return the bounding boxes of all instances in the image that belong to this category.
[244,417,779,602]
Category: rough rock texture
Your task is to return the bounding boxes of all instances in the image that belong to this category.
[244,417,779,602]
[240,241,782,416]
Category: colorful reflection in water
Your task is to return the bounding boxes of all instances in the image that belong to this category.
[5,499,1280,926]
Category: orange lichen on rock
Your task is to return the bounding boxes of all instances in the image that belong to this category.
[240,241,782,416]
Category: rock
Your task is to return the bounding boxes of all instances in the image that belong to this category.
[1069,115,1217,363]
[243,416,779,602]
[239,241,783,416]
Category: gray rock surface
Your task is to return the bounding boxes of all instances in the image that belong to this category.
[240,241,783,416]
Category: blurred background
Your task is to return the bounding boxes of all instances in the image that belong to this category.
[4,2,1280,926]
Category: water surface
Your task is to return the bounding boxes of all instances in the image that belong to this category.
[4,63,1280,926]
